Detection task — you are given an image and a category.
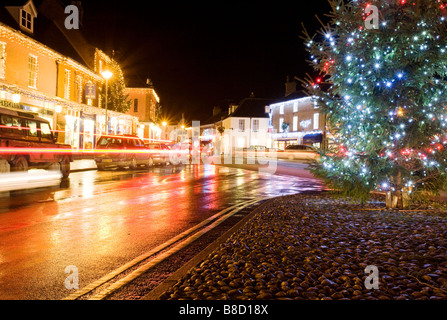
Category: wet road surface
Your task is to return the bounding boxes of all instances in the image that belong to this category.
[0,163,322,299]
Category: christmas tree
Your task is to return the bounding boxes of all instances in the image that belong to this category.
[102,59,131,114]
[303,0,447,208]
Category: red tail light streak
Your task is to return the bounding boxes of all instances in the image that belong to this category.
[0,148,189,155]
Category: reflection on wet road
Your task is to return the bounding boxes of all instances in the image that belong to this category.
[0,163,322,299]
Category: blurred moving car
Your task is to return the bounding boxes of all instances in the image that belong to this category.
[169,142,191,164]
[0,106,72,177]
[199,140,214,158]
[278,144,319,161]
[145,142,171,165]
[240,145,268,160]
[95,135,152,170]
[247,145,266,151]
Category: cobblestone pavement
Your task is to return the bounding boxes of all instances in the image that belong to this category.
[161,193,447,300]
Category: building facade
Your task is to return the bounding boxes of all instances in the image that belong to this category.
[125,87,161,142]
[269,78,326,150]
[0,0,137,151]
[201,97,272,154]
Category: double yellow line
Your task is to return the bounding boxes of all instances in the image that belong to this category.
[62,198,266,300]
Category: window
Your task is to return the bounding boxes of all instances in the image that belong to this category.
[126,138,136,147]
[279,118,284,133]
[76,75,83,103]
[293,116,298,132]
[252,119,259,132]
[64,69,71,100]
[28,54,37,88]
[0,42,5,79]
[238,119,245,132]
[12,117,22,129]
[151,108,155,120]
[293,102,298,113]
[1,115,12,129]
[26,120,38,138]
[20,9,33,31]
[279,104,284,115]
[134,99,138,112]
[40,122,53,142]
[97,137,123,146]
[135,139,145,147]
[1,115,23,135]
[148,143,161,150]
[313,113,320,130]
[238,137,245,148]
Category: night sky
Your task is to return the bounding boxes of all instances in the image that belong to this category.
[79,0,331,122]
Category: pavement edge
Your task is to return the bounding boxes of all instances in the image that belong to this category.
[141,197,277,300]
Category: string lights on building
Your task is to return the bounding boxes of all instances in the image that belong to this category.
[0,21,139,147]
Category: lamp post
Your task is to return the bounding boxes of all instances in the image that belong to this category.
[101,70,113,134]
[162,121,167,140]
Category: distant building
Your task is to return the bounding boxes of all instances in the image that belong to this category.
[0,0,137,151]
[201,96,272,154]
[125,87,160,142]
[269,77,325,150]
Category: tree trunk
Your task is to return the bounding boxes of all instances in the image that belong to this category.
[386,170,409,209]
[386,190,409,209]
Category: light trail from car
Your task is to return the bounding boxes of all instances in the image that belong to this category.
[0,170,62,192]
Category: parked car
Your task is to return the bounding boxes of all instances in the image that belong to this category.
[278,144,319,161]
[145,142,171,165]
[95,135,152,170]
[0,106,72,177]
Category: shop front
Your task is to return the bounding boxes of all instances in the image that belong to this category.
[105,114,134,136]
[272,130,324,150]
[303,132,324,148]
[96,114,106,137]
[1,84,138,151]
[1,89,57,128]
[80,112,96,151]
[64,109,80,150]
[272,132,301,150]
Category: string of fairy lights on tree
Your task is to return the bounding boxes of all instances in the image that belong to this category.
[303,0,447,206]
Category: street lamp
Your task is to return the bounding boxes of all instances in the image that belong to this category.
[101,70,113,134]
[161,121,168,140]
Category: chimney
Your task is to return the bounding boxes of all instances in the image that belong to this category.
[229,104,237,115]
[213,106,221,117]
[285,76,296,97]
